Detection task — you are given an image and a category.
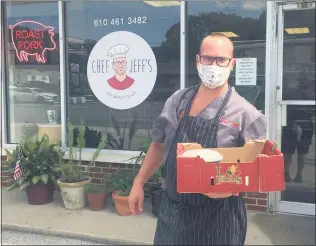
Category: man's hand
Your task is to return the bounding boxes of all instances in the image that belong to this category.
[203,192,239,199]
[128,181,144,215]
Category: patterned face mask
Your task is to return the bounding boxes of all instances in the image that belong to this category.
[197,64,231,89]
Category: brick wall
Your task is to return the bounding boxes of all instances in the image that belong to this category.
[1,156,10,187]
[1,155,268,212]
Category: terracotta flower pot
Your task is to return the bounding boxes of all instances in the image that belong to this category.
[112,191,132,216]
[25,182,54,205]
[87,192,108,211]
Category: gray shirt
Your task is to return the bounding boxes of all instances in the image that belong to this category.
[151,87,267,164]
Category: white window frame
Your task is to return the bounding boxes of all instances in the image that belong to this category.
[266,0,316,215]
[1,0,187,164]
[0,0,5,150]
[264,0,279,213]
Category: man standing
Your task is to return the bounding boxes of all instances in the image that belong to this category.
[128,33,267,245]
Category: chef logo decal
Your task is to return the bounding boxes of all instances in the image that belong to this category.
[215,164,242,184]
[107,44,135,91]
[87,31,157,110]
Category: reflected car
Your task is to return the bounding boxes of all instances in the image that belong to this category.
[9,86,59,103]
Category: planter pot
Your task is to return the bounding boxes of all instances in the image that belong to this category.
[25,182,54,205]
[150,185,163,217]
[112,191,132,216]
[87,192,108,211]
[57,176,91,210]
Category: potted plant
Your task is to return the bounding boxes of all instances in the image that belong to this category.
[84,183,108,211]
[4,134,63,205]
[105,168,137,216]
[150,166,163,216]
[57,121,107,210]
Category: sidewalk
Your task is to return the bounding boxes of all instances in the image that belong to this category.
[1,188,315,245]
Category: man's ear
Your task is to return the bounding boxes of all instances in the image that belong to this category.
[230,58,236,71]
[196,54,200,65]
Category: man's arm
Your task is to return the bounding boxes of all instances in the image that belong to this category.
[241,114,267,142]
[133,95,175,187]
[133,142,164,187]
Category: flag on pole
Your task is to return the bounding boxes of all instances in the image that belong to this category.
[13,152,23,181]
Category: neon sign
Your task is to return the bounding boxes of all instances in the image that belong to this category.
[9,20,57,64]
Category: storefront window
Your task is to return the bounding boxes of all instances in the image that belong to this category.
[66,1,180,150]
[187,1,267,112]
[4,1,61,143]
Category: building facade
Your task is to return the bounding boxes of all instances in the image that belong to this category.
[1,0,315,216]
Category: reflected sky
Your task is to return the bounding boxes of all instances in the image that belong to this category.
[6,0,266,44]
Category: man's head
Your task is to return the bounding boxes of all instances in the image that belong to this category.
[196,33,236,89]
[107,44,129,76]
[112,56,127,76]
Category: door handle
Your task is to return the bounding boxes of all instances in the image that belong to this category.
[281,104,287,127]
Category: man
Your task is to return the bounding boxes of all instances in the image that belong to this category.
[128,33,267,245]
[107,44,135,90]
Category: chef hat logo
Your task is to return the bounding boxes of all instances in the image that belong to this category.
[107,44,129,59]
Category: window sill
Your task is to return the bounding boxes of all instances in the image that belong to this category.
[1,144,143,165]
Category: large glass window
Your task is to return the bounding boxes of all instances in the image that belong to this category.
[66,1,180,150]
[187,1,267,112]
[4,1,61,143]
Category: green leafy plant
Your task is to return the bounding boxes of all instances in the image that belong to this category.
[59,120,107,183]
[104,166,138,197]
[107,115,138,150]
[125,131,164,188]
[73,126,102,148]
[126,130,152,165]
[84,183,107,194]
[22,123,38,139]
[4,134,64,191]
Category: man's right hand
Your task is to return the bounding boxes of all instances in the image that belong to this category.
[128,181,144,215]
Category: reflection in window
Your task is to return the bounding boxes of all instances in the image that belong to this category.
[187,1,267,112]
[4,1,61,143]
[66,0,180,150]
[282,9,315,101]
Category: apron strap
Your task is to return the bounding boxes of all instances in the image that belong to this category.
[175,86,197,119]
[213,86,233,123]
[182,85,233,122]
[182,85,200,118]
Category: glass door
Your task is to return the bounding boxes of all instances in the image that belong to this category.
[276,1,315,215]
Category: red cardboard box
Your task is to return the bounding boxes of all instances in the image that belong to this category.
[176,140,285,193]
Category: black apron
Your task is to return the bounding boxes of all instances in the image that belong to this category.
[154,85,247,245]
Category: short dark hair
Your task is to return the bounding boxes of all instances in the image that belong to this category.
[200,33,234,55]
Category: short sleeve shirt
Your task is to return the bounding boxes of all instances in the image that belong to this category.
[151,87,267,164]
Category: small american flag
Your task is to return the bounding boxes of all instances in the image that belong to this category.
[13,152,23,181]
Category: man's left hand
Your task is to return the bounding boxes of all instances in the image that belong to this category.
[203,192,239,199]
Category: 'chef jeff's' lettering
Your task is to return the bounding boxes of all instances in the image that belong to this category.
[92,59,153,74]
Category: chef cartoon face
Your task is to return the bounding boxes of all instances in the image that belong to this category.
[112,56,127,76]
[107,44,129,76]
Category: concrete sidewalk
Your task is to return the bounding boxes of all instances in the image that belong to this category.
[1,188,315,245]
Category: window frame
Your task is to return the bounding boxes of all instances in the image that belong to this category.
[1,0,8,147]
[1,1,269,164]
[1,0,187,162]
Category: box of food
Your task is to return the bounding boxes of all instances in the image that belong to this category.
[176,140,285,193]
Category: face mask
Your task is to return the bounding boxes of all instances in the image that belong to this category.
[197,64,231,89]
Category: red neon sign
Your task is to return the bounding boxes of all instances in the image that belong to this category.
[9,20,57,64]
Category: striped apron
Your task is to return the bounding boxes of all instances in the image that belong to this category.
[154,86,247,245]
